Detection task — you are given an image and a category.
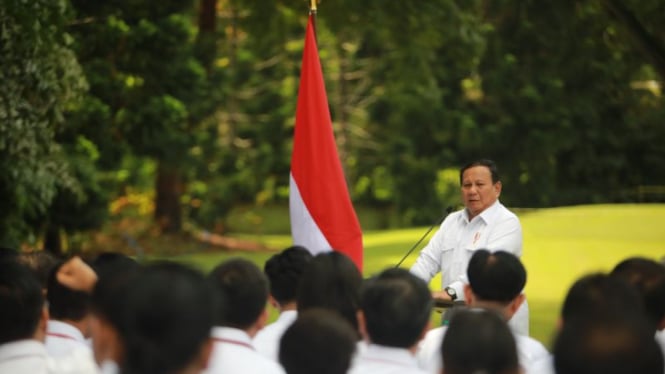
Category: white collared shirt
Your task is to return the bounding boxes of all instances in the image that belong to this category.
[204,326,285,374]
[253,310,297,362]
[416,325,549,374]
[0,340,98,374]
[349,343,428,374]
[409,201,528,334]
[0,340,49,374]
[45,321,90,358]
[410,200,522,294]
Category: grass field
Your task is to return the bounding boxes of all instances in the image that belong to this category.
[162,203,665,349]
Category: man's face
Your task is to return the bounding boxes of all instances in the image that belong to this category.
[461,165,501,219]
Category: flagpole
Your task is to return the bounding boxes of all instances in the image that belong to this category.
[309,0,318,39]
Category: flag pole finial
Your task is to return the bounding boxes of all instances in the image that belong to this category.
[309,0,318,13]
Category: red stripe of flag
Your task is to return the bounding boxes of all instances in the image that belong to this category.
[289,14,363,270]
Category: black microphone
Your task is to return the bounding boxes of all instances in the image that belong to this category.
[395,206,454,268]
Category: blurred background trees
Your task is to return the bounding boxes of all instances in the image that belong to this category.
[1,0,664,251]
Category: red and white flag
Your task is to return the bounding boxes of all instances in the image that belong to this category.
[289,14,363,270]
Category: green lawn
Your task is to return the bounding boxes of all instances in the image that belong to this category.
[163,203,665,349]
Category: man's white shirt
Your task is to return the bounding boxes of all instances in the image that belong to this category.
[409,201,528,334]
[253,310,297,362]
[45,321,90,358]
[204,326,285,374]
[416,325,549,374]
[349,343,428,374]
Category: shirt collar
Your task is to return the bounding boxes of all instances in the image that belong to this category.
[276,310,298,324]
[362,344,419,368]
[463,200,502,225]
[47,320,86,342]
[211,327,254,347]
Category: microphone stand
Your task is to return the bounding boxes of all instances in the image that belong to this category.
[394,206,454,268]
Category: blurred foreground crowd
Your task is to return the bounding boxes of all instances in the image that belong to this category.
[0,246,663,374]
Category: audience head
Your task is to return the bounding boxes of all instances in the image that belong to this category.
[47,260,92,324]
[208,257,268,330]
[553,313,663,374]
[359,268,432,348]
[560,273,644,325]
[0,260,47,344]
[467,249,526,303]
[441,308,520,374]
[297,251,363,334]
[610,257,665,330]
[90,253,141,366]
[279,308,357,374]
[465,249,526,320]
[121,261,214,374]
[264,246,312,307]
[17,250,59,290]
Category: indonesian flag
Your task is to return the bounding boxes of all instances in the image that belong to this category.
[289,14,363,270]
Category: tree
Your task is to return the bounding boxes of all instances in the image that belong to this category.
[0,0,88,247]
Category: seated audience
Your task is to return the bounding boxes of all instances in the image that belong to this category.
[553,313,663,374]
[254,246,312,361]
[349,268,432,374]
[610,256,665,356]
[529,272,651,374]
[45,261,93,358]
[205,258,285,374]
[297,251,363,337]
[279,308,357,374]
[442,309,521,374]
[120,261,215,374]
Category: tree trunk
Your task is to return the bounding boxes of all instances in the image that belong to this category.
[44,223,63,257]
[154,163,184,233]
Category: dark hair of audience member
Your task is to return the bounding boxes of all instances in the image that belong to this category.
[560,273,645,324]
[360,268,432,348]
[0,260,45,344]
[17,250,60,290]
[442,309,520,374]
[467,249,526,303]
[553,313,663,374]
[296,251,363,335]
[208,257,268,329]
[47,260,91,320]
[90,253,141,328]
[264,246,312,305]
[610,257,665,330]
[279,308,358,374]
[120,262,215,374]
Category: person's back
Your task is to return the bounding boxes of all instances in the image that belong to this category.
[533,272,653,374]
[554,314,663,374]
[610,256,665,357]
[254,246,312,361]
[45,261,93,358]
[205,258,285,374]
[120,262,215,374]
[279,308,357,374]
[349,268,432,374]
[0,260,50,373]
[442,309,521,374]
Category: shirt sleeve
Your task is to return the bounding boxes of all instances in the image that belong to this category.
[409,219,448,283]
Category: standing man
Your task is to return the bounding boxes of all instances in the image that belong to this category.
[410,159,528,334]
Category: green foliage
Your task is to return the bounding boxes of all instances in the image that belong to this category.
[0,0,87,245]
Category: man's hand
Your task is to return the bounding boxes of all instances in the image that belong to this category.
[432,290,452,302]
[57,256,97,293]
